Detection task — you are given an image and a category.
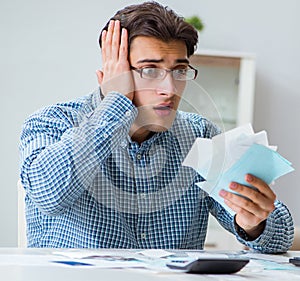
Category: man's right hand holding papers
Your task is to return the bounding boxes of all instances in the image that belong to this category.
[183,124,294,240]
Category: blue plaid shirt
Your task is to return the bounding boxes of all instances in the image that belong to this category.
[19,89,294,252]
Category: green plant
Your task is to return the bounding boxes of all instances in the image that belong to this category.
[185,15,204,32]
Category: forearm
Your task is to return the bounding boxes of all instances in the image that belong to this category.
[234,200,294,253]
[20,93,137,215]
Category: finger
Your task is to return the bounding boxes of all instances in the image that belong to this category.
[105,20,115,59]
[221,189,271,219]
[223,198,253,218]
[223,197,263,227]
[229,182,274,211]
[111,20,121,59]
[101,30,107,60]
[225,198,266,230]
[245,174,276,200]
[119,28,128,62]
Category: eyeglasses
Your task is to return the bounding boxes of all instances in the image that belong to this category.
[131,65,198,81]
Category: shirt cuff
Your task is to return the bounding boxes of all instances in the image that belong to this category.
[91,92,137,126]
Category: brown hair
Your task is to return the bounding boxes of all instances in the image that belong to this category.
[99,1,198,57]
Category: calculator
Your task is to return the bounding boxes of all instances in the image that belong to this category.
[166,258,249,274]
[289,257,300,267]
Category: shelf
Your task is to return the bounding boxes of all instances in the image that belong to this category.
[190,55,240,68]
[191,49,255,68]
[180,50,255,131]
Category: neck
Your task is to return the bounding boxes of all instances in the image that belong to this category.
[129,124,154,144]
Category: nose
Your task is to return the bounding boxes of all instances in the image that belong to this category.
[157,73,177,96]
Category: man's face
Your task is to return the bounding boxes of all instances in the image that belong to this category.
[129,36,188,137]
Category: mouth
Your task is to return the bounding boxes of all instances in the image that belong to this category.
[153,103,174,117]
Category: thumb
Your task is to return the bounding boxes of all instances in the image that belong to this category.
[96,70,104,85]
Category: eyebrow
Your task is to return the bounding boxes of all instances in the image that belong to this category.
[136,58,190,64]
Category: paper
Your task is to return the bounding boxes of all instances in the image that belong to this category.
[242,252,290,263]
[52,250,135,259]
[52,260,94,266]
[53,250,146,269]
[137,249,175,258]
[183,124,294,215]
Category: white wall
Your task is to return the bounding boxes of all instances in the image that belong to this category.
[0,0,299,246]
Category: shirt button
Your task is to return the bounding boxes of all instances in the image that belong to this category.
[125,111,131,117]
[140,193,146,199]
[141,233,147,239]
[136,154,142,160]
[103,133,108,138]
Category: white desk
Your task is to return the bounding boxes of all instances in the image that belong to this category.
[0,248,299,281]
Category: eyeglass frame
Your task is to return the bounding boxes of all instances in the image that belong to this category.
[130,65,198,81]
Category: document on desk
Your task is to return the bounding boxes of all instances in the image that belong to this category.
[183,124,294,215]
[53,249,297,276]
[52,250,147,269]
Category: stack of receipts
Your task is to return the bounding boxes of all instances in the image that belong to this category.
[183,124,294,215]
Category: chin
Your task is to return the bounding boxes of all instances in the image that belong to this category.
[134,109,177,133]
[144,120,174,132]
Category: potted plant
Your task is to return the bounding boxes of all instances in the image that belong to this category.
[185,15,204,32]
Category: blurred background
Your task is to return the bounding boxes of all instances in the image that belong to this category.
[0,0,299,246]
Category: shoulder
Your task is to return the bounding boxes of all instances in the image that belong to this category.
[24,89,101,127]
[176,111,221,138]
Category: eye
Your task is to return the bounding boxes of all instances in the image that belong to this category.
[175,69,187,74]
[173,68,188,79]
[142,68,161,79]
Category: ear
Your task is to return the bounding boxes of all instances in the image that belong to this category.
[96,70,104,85]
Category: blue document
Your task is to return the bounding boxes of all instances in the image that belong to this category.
[197,143,294,215]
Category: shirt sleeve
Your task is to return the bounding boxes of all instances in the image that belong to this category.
[234,200,294,253]
[210,198,294,253]
[19,93,137,216]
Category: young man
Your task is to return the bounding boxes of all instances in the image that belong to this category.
[19,1,294,251]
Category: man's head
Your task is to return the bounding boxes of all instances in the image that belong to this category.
[98,2,199,142]
[99,1,198,57]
